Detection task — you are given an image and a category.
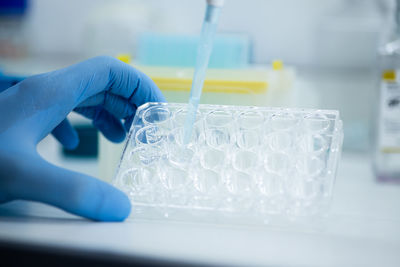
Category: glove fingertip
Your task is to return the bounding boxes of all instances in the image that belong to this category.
[99,190,132,222]
[123,115,135,132]
[142,73,166,103]
[82,182,132,222]
[52,119,80,150]
[65,131,80,150]
[100,127,126,143]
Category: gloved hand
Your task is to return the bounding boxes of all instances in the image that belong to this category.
[0,56,165,221]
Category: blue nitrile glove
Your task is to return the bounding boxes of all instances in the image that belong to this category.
[0,56,165,221]
[0,71,25,93]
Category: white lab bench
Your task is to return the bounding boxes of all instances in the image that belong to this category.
[0,135,399,267]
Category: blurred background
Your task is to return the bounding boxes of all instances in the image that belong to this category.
[0,0,394,177]
[0,0,386,66]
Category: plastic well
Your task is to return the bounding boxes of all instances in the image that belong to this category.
[114,103,343,225]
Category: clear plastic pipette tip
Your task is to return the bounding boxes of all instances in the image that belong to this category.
[183,4,221,144]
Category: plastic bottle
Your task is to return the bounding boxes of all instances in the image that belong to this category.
[374,0,400,181]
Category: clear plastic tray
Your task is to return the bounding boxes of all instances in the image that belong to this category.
[113,102,343,225]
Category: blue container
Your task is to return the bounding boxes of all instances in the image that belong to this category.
[137,33,250,69]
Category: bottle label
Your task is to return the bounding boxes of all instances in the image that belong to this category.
[379,70,400,153]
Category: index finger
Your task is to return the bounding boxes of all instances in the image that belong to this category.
[74,56,165,109]
[107,58,166,107]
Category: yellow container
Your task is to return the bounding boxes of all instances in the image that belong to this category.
[134,64,294,107]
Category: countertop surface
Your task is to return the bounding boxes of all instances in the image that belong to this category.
[1,145,400,267]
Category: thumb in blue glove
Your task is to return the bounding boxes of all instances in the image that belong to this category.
[0,56,165,221]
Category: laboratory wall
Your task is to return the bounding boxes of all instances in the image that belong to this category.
[23,0,386,68]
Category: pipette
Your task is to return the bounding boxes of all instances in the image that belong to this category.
[183,0,224,144]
